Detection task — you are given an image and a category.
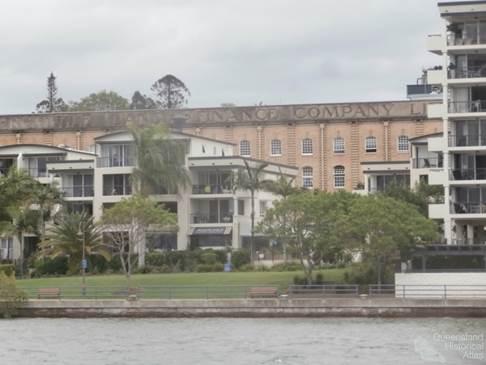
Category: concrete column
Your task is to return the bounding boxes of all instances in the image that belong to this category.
[177,191,190,250]
[319,123,326,190]
[467,224,474,244]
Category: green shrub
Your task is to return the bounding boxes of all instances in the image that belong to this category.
[270,262,302,272]
[32,257,68,277]
[231,250,250,269]
[195,263,224,272]
[0,272,26,318]
[344,262,394,285]
[0,264,14,276]
[146,252,166,267]
[293,272,325,285]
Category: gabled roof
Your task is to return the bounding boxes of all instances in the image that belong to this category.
[94,129,236,146]
[0,144,96,156]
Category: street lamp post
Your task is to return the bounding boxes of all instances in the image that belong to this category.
[79,225,87,296]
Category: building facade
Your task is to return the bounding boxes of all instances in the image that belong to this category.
[426,0,486,246]
[0,100,442,192]
[0,132,297,260]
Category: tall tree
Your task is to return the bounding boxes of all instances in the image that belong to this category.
[259,191,353,284]
[151,74,190,109]
[39,212,109,275]
[129,123,190,196]
[230,160,269,262]
[34,182,62,238]
[102,195,176,277]
[36,73,68,113]
[130,91,156,110]
[345,195,439,285]
[69,90,129,111]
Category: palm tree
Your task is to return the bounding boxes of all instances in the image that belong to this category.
[129,123,190,195]
[33,182,62,238]
[0,169,40,277]
[39,212,109,275]
[231,160,269,262]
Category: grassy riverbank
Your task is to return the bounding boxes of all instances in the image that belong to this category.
[17,269,347,292]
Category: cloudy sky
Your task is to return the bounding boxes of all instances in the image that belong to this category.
[0,0,445,114]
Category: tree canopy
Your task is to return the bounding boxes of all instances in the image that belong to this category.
[151,74,190,109]
[36,73,68,113]
[69,90,130,111]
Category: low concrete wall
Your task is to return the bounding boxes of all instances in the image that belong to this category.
[17,298,486,318]
[395,273,486,299]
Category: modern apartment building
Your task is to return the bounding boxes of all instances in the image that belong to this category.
[425,0,486,246]
[0,131,297,261]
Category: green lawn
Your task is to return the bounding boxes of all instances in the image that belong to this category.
[16,269,347,299]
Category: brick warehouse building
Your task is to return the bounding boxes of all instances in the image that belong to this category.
[0,99,442,190]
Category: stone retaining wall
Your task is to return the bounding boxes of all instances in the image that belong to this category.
[17,298,486,318]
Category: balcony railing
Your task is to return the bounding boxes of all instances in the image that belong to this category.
[192,184,232,194]
[447,22,486,46]
[448,134,486,147]
[413,158,443,169]
[449,100,486,113]
[62,186,94,198]
[451,202,486,214]
[192,214,233,224]
[25,168,48,178]
[450,168,486,180]
[449,66,486,79]
[96,156,136,168]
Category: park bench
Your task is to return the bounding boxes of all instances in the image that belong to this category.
[37,288,61,299]
[247,287,278,298]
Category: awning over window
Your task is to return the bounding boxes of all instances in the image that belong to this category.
[191,227,232,235]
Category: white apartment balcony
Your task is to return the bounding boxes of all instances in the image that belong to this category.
[448,100,486,118]
[450,168,486,184]
[429,203,446,219]
[428,168,447,185]
[427,103,444,119]
[61,185,94,199]
[446,21,486,51]
[427,34,444,55]
[412,157,443,169]
[448,134,486,151]
[427,69,445,85]
[96,155,136,168]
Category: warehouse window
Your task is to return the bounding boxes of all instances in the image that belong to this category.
[240,140,251,156]
[365,136,377,152]
[397,135,409,152]
[334,166,345,188]
[302,138,313,155]
[333,137,345,153]
[302,167,313,188]
[271,139,282,156]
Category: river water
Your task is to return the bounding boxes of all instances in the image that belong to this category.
[1,318,485,364]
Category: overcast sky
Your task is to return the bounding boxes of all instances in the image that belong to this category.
[0,0,446,114]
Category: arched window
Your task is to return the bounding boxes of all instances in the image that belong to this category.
[240,140,251,156]
[271,139,282,156]
[334,166,345,188]
[302,167,313,188]
[302,138,313,155]
[365,136,377,152]
[333,137,345,153]
[397,135,409,152]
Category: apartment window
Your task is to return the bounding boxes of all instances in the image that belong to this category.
[259,200,268,217]
[365,136,377,152]
[334,166,345,188]
[99,144,135,167]
[0,237,12,260]
[271,139,282,156]
[103,174,132,196]
[238,200,245,215]
[302,167,313,188]
[397,135,409,152]
[333,137,345,153]
[25,156,62,177]
[302,138,313,155]
[240,140,251,156]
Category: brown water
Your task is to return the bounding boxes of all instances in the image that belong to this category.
[0,318,485,364]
